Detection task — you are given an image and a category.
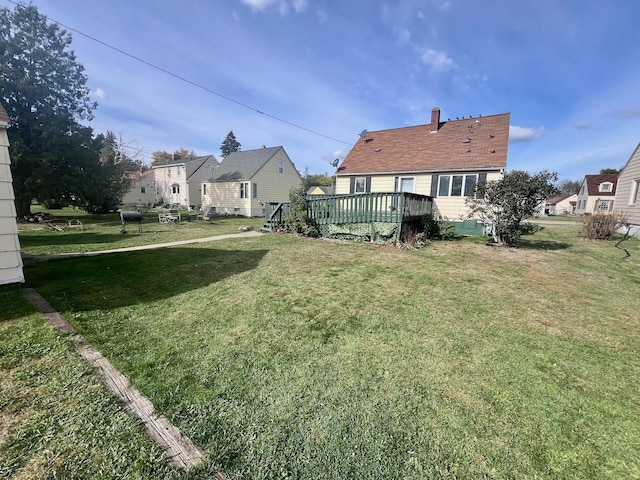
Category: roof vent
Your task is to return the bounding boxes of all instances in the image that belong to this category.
[462,137,471,144]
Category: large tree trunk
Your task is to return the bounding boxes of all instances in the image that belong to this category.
[14,194,32,219]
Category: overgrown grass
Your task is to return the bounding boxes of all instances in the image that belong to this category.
[7,225,640,478]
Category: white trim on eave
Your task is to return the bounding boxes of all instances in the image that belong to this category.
[336,166,505,177]
[0,121,9,128]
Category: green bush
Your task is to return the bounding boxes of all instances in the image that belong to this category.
[284,187,318,236]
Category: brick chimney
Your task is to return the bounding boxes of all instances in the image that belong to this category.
[430,107,441,133]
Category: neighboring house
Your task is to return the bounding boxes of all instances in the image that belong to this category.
[152,155,219,208]
[335,107,510,220]
[545,194,578,215]
[613,142,640,236]
[0,101,24,285]
[201,146,302,217]
[121,169,156,206]
[575,174,618,214]
[307,186,334,195]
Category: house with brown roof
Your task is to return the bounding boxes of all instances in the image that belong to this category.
[613,143,640,236]
[575,173,618,215]
[335,107,510,220]
[0,101,24,285]
[545,194,578,215]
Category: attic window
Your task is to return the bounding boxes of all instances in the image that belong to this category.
[599,182,613,192]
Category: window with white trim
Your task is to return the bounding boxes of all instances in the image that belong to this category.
[597,199,611,211]
[354,177,366,193]
[438,174,478,197]
[278,160,284,174]
[253,183,258,198]
[240,182,249,199]
[599,182,612,192]
[629,180,640,205]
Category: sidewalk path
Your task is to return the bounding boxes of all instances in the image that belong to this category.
[22,230,264,264]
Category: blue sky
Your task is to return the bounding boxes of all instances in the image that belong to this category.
[6,0,640,180]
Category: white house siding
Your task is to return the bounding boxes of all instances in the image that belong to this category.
[121,172,156,205]
[0,124,24,285]
[202,181,251,216]
[154,166,189,206]
[614,144,640,236]
[336,170,502,220]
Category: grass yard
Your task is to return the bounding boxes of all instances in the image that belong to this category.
[18,210,265,255]
[3,223,640,478]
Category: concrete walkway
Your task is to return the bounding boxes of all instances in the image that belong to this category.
[22,230,264,264]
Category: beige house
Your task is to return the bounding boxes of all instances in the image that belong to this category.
[121,169,155,206]
[0,102,24,285]
[152,155,219,208]
[545,194,577,215]
[613,143,640,237]
[201,146,302,217]
[335,107,510,220]
[575,174,618,214]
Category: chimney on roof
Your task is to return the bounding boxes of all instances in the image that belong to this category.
[262,145,266,148]
[430,107,441,133]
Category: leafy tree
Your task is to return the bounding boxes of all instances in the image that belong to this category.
[1,4,97,217]
[557,179,581,196]
[151,148,197,166]
[599,168,619,174]
[284,186,317,236]
[466,170,559,246]
[220,130,241,158]
[303,173,334,191]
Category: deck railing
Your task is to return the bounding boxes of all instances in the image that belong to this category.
[265,192,432,228]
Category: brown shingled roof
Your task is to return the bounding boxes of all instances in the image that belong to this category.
[584,174,617,196]
[337,110,510,175]
[0,102,10,126]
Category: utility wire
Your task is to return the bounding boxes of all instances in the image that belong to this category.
[6,0,352,146]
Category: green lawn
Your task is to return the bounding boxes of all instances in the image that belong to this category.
[3,224,640,479]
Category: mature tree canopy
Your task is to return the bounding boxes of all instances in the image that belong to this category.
[599,168,619,174]
[220,130,241,158]
[303,173,334,191]
[1,4,98,216]
[466,170,559,246]
[557,179,581,196]
[151,148,197,166]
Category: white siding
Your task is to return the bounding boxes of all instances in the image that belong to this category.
[121,172,156,205]
[201,181,251,216]
[614,144,640,230]
[0,125,24,285]
[153,165,189,206]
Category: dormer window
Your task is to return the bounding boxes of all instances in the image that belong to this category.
[599,182,613,192]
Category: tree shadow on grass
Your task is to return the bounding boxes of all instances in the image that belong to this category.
[21,245,268,313]
[513,238,571,250]
[19,232,134,249]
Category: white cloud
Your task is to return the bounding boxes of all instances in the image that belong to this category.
[92,87,106,99]
[240,0,307,15]
[316,9,327,23]
[510,125,545,143]
[232,11,240,21]
[575,121,590,130]
[292,0,308,12]
[397,28,411,44]
[420,49,456,73]
[417,11,424,18]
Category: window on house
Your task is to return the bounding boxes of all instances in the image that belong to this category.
[438,174,478,197]
[278,160,284,174]
[203,184,207,195]
[597,199,611,211]
[141,187,146,194]
[630,180,640,205]
[172,184,180,194]
[395,177,414,192]
[600,182,612,192]
[253,183,258,198]
[355,177,366,193]
[240,182,249,198]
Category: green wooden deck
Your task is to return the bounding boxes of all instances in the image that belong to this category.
[264,192,433,243]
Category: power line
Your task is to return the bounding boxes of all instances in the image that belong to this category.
[6,0,352,146]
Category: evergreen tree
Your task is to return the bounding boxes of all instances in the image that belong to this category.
[0,4,97,216]
[220,130,241,158]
